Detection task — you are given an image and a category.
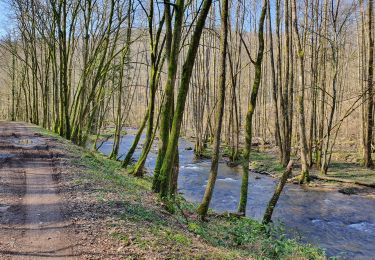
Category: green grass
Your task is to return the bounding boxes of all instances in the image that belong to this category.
[248,150,285,174]
[178,199,324,260]
[329,170,375,183]
[75,149,324,259]
[198,144,285,175]
[35,125,325,259]
[306,148,375,184]
[311,161,375,184]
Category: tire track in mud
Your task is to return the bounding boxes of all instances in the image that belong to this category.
[0,122,77,259]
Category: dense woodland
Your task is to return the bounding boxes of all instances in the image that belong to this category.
[0,0,374,219]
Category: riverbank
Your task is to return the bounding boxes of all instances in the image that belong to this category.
[189,139,375,197]
[35,125,325,259]
[239,146,375,198]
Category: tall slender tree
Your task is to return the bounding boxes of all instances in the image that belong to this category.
[238,0,267,215]
[197,0,229,218]
[365,0,374,168]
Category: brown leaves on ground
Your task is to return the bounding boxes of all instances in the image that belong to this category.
[52,135,246,259]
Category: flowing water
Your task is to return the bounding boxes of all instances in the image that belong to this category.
[96,131,375,259]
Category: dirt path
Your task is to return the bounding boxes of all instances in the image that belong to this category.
[0,122,76,259]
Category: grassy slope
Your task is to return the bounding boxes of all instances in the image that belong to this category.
[36,127,324,259]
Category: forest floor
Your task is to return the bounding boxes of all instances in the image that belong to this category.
[244,144,375,198]
[0,121,324,259]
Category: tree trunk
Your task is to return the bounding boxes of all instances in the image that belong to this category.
[263,160,293,224]
[197,0,228,218]
[159,0,213,199]
[365,0,374,168]
[238,0,267,215]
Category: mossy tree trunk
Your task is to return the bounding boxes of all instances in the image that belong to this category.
[70,0,92,145]
[70,0,118,145]
[131,1,166,177]
[238,0,267,215]
[263,160,293,224]
[197,0,228,218]
[122,112,149,168]
[159,0,213,199]
[153,0,184,192]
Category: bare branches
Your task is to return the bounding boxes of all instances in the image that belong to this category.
[239,33,255,64]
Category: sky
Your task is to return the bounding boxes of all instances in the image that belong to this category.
[0,1,261,39]
[0,1,12,38]
[0,0,308,39]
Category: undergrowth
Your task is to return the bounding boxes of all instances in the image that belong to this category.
[36,125,325,259]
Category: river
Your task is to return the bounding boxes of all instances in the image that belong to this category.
[96,131,375,259]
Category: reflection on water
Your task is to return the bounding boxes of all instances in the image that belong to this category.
[96,132,375,259]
